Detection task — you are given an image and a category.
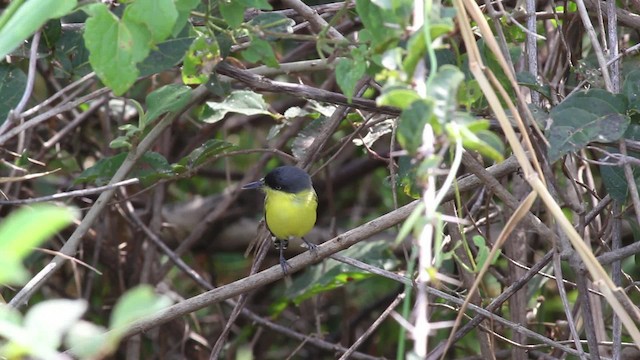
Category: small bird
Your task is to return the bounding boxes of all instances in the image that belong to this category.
[242,166,318,274]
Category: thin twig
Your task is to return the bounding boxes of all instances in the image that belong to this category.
[0,87,111,146]
[0,31,41,136]
[338,293,405,360]
[8,86,210,308]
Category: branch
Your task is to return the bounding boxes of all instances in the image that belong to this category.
[8,86,211,308]
[215,62,400,116]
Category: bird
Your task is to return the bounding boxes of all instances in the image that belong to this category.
[242,166,318,274]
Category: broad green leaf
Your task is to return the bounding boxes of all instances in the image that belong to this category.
[65,321,108,359]
[138,33,194,77]
[176,139,235,170]
[336,57,366,102]
[427,65,465,125]
[124,0,177,43]
[248,13,295,36]
[242,37,279,68]
[24,300,87,351]
[75,152,175,185]
[204,90,273,123]
[144,84,193,126]
[84,3,152,95]
[517,71,551,100]
[0,205,78,284]
[472,235,500,270]
[553,89,628,114]
[547,111,628,162]
[378,88,421,109]
[547,90,630,162]
[0,64,27,125]
[239,0,272,10]
[53,27,91,78]
[0,0,76,59]
[397,156,421,198]
[109,136,133,150]
[205,73,231,97]
[403,30,426,77]
[278,241,397,308]
[623,69,640,113]
[371,0,393,9]
[397,99,433,154]
[75,153,127,185]
[109,286,172,338]
[600,160,635,203]
[356,0,395,45]
[219,1,245,28]
[458,79,483,109]
[182,34,221,85]
[600,124,640,202]
[173,0,200,37]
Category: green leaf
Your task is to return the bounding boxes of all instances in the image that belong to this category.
[0,205,78,284]
[239,0,272,10]
[124,0,177,43]
[53,27,91,78]
[397,99,433,154]
[75,153,127,185]
[204,90,273,123]
[378,88,421,109]
[356,0,394,45]
[219,0,245,28]
[517,71,551,100]
[138,33,194,77]
[600,160,634,203]
[427,65,465,125]
[65,321,108,359]
[242,37,279,68]
[623,69,640,113]
[109,136,133,150]
[280,241,397,308]
[600,124,640,202]
[0,0,76,59]
[144,84,192,126]
[0,64,27,125]
[109,286,172,338]
[248,13,295,36]
[177,139,235,169]
[472,235,500,271]
[84,3,153,95]
[75,152,175,185]
[547,90,630,162]
[451,124,504,162]
[335,57,366,102]
[24,300,87,352]
[173,0,200,37]
[182,34,221,85]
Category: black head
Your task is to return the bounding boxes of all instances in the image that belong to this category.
[264,166,312,193]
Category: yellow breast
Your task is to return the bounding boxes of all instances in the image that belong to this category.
[264,187,318,239]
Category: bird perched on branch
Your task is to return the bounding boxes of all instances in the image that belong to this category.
[242,166,318,274]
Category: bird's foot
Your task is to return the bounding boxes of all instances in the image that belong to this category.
[279,251,292,275]
[302,237,318,256]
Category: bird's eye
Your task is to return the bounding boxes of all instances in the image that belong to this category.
[275,186,281,190]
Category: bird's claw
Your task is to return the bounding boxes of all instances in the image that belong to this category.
[302,237,318,256]
[279,253,292,275]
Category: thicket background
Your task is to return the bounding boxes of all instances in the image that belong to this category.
[2,0,640,359]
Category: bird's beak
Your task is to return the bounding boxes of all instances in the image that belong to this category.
[241,178,264,189]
